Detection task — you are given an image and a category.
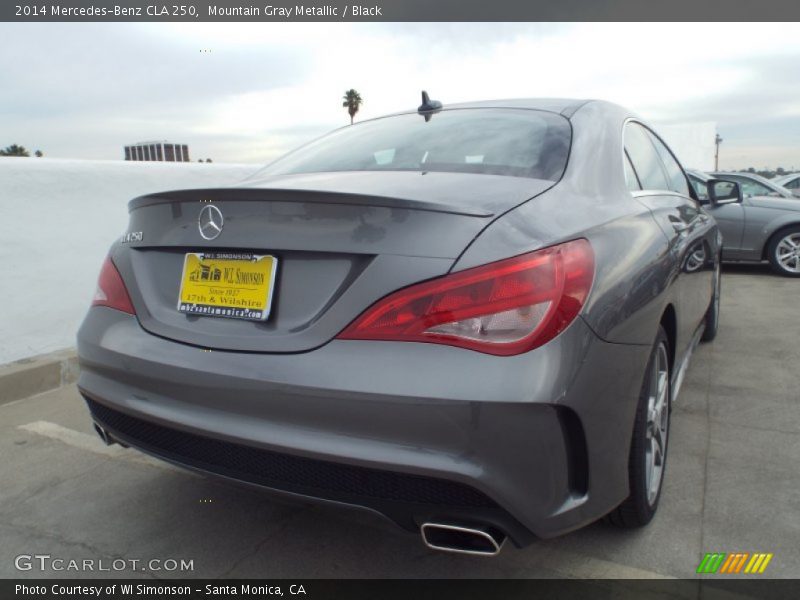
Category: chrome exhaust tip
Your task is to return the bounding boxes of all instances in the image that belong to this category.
[93,423,114,445]
[421,522,506,556]
[93,423,127,447]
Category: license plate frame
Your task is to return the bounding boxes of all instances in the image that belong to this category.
[177,252,278,321]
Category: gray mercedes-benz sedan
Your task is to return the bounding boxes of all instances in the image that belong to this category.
[78,98,725,556]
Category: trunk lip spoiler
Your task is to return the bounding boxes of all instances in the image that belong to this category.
[128,188,495,218]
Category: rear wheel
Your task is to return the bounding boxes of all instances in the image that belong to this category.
[767,226,800,277]
[607,326,670,528]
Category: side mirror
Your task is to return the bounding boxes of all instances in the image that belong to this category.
[707,179,743,206]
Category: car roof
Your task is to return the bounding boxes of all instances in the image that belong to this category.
[712,171,774,185]
[775,173,799,183]
[437,98,592,116]
[380,97,597,120]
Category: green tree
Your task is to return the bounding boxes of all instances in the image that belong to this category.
[0,144,30,157]
[342,89,363,125]
[34,150,43,157]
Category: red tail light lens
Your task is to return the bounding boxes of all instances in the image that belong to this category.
[92,256,136,315]
[337,239,594,355]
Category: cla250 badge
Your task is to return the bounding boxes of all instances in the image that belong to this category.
[120,232,143,243]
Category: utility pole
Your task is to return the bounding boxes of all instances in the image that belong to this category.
[714,133,723,170]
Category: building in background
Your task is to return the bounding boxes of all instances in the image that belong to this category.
[124,141,190,162]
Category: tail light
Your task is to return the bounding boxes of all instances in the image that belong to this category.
[337,239,594,356]
[92,256,136,315]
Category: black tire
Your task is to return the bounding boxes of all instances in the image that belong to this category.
[767,225,800,277]
[607,326,671,528]
[700,259,720,342]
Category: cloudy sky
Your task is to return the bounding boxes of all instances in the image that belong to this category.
[2,22,798,169]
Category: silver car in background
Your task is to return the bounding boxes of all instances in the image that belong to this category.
[774,173,800,197]
[78,98,723,556]
[711,171,796,200]
[689,169,800,276]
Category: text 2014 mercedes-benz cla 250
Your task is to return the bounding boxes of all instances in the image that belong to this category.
[78,97,724,556]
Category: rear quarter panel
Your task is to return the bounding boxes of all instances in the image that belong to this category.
[452,101,676,347]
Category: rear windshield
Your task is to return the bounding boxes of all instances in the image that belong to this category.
[254,108,572,181]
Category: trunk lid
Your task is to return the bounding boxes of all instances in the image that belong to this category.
[114,171,553,352]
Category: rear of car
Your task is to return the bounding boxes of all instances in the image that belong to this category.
[76,101,674,550]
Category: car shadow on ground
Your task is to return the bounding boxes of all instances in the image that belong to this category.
[721,262,774,277]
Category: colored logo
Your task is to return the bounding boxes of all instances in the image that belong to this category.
[696,552,773,574]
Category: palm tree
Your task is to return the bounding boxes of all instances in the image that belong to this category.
[0,144,30,157]
[342,89,363,125]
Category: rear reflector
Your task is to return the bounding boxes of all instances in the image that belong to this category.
[92,256,136,315]
[337,239,594,355]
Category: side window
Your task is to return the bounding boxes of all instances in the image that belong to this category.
[624,123,669,191]
[728,176,773,197]
[646,131,690,196]
[624,152,641,191]
[743,180,773,197]
[785,177,799,190]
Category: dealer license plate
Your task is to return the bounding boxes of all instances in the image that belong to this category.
[177,252,277,321]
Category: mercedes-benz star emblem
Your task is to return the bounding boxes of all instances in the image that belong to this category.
[198,205,224,240]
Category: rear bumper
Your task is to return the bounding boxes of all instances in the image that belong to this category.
[77,307,649,545]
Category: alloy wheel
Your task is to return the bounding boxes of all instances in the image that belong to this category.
[644,342,669,506]
[776,233,800,274]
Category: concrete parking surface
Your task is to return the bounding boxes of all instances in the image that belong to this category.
[1,264,798,579]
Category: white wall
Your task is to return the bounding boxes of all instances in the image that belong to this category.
[0,158,260,364]
[656,122,718,172]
